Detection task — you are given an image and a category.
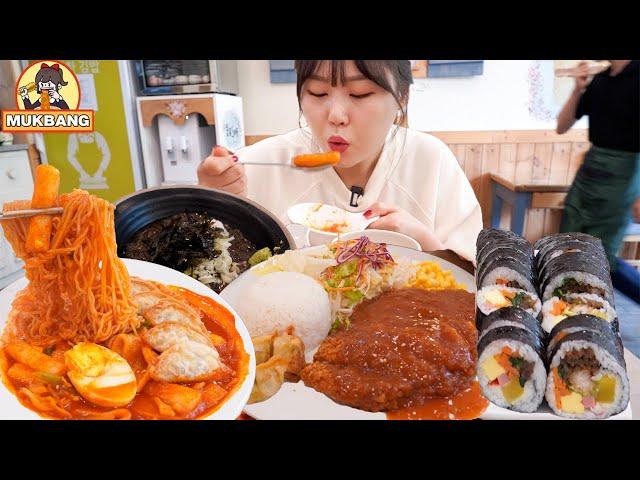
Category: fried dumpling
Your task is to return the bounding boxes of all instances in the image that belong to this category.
[132,291,166,315]
[142,322,213,352]
[248,329,306,404]
[150,339,223,383]
[130,277,160,296]
[142,299,207,335]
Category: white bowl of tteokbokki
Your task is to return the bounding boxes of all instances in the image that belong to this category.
[0,165,255,420]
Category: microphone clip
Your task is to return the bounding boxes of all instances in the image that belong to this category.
[349,186,364,207]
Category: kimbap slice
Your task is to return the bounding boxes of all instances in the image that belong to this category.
[546,330,629,419]
[478,306,544,341]
[478,242,533,268]
[540,252,614,304]
[477,228,523,250]
[536,240,607,274]
[541,293,618,333]
[477,326,546,412]
[477,256,537,293]
[477,285,541,317]
[533,232,604,255]
[546,314,621,361]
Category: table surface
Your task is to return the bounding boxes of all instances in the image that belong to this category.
[490,173,571,193]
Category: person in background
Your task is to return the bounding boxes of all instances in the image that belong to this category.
[556,60,640,303]
[198,60,482,261]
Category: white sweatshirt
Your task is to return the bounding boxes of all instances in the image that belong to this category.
[238,126,482,261]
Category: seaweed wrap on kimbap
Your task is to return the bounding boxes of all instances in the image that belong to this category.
[536,238,607,272]
[546,314,621,362]
[478,307,544,341]
[477,326,547,412]
[539,251,614,305]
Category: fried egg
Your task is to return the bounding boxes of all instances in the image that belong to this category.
[64,343,137,408]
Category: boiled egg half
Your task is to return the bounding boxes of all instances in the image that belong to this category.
[64,342,137,408]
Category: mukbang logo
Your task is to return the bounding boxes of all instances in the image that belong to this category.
[1,60,94,133]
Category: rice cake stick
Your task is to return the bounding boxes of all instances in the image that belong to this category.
[25,165,60,253]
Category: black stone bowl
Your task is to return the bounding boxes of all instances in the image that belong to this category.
[114,185,294,277]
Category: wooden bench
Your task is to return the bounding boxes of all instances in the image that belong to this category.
[489,173,570,235]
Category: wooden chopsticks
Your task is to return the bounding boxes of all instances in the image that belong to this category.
[0,207,64,221]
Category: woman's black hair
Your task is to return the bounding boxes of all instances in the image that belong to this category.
[294,60,413,126]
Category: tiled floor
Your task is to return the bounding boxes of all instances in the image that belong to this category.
[617,288,640,358]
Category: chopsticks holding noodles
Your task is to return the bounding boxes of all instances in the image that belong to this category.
[0,207,64,221]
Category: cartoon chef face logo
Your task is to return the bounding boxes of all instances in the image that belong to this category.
[16,61,80,111]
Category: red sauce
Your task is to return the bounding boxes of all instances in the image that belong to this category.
[387,381,489,420]
[320,222,349,233]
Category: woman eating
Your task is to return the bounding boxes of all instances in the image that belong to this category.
[197,60,482,261]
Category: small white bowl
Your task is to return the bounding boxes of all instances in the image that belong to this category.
[307,228,336,247]
[287,203,378,247]
[285,223,311,249]
[333,229,422,251]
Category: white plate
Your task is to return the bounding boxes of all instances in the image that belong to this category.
[221,245,471,420]
[287,203,379,245]
[221,245,632,420]
[0,258,256,420]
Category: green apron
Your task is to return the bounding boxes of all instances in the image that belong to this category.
[560,145,640,271]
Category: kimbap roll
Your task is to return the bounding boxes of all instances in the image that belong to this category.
[477,285,541,317]
[477,326,547,412]
[477,255,537,293]
[546,329,629,419]
[478,307,544,341]
[546,314,621,361]
[540,252,614,305]
[535,239,607,273]
[541,293,617,333]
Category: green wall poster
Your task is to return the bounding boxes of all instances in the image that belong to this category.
[40,60,136,202]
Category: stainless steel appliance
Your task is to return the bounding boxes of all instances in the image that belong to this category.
[134,60,239,95]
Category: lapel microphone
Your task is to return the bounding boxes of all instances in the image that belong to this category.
[350,186,364,207]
